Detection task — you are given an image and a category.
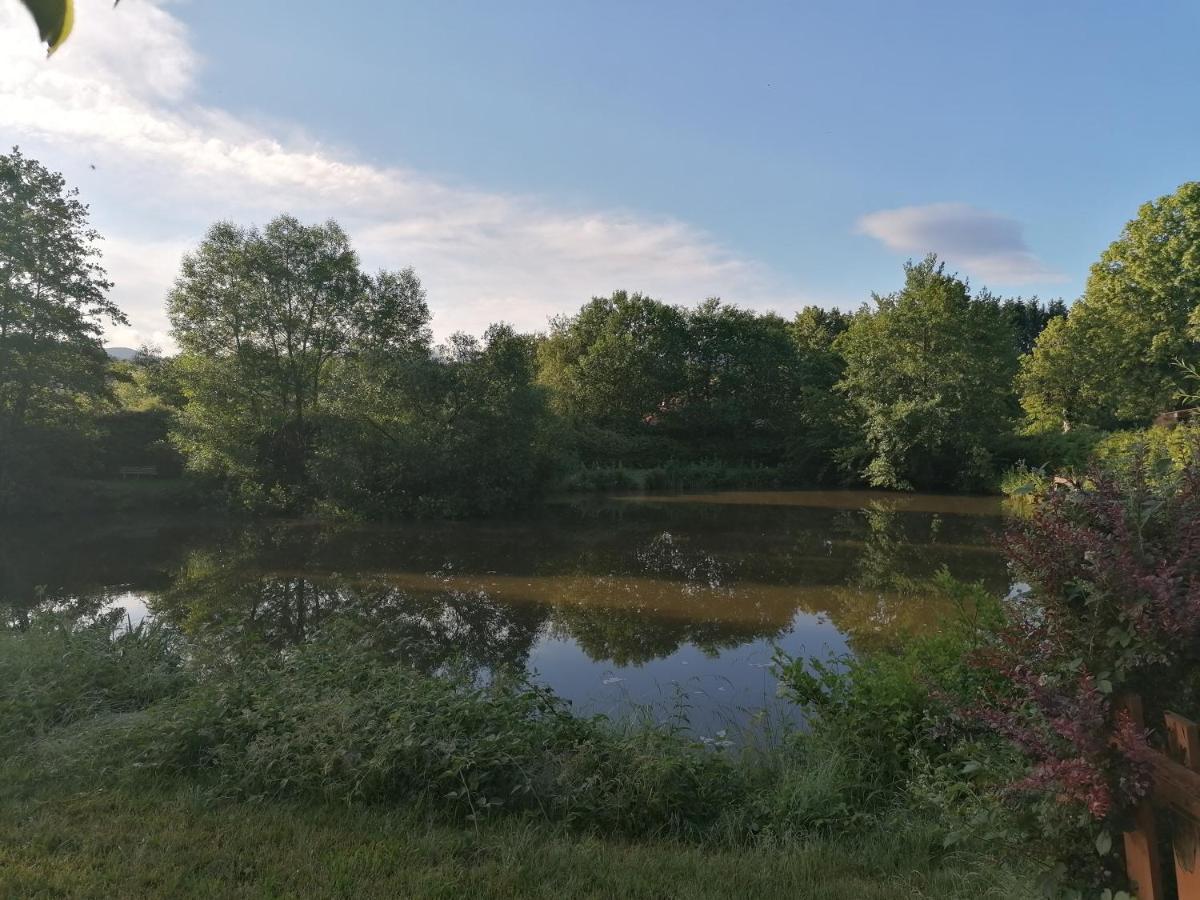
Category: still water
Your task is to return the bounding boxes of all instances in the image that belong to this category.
[1,491,1007,731]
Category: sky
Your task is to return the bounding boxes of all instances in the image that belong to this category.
[3,0,1199,350]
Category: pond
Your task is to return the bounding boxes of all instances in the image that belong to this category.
[1,490,1008,732]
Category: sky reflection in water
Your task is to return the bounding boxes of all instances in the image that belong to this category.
[1,491,1007,732]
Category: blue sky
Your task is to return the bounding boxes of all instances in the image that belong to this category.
[4,0,1199,346]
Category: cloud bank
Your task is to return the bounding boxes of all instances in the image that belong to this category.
[0,0,794,349]
[856,202,1064,286]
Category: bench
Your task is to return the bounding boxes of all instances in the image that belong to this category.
[119,466,158,479]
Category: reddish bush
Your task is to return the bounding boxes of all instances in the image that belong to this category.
[968,456,1200,887]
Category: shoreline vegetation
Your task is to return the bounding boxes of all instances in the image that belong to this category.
[7,149,1200,898]
[9,155,1200,522]
[8,453,1200,897]
[1,594,1036,899]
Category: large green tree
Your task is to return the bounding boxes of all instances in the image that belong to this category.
[167,215,430,506]
[675,300,807,460]
[538,292,856,473]
[0,147,123,501]
[786,306,855,479]
[835,256,1018,491]
[538,291,689,429]
[318,324,550,517]
[1020,182,1200,430]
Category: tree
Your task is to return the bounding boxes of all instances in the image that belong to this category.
[675,300,805,460]
[167,215,430,507]
[317,323,550,517]
[1020,182,1200,430]
[786,306,855,478]
[1000,297,1067,356]
[0,147,123,501]
[835,256,1018,491]
[537,293,857,475]
[538,291,689,429]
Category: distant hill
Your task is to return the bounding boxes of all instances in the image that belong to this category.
[105,347,139,361]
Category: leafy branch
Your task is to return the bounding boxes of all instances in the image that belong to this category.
[18,0,120,56]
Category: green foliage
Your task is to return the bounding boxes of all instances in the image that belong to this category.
[0,609,186,751]
[1091,423,1200,485]
[994,425,1105,476]
[1020,182,1200,430]
[0,147,125,507]
[316,324,552,517]
[674,300,808,459]
[776,574,1002,782]
[834,256,1020,491]
[961,460,1200,892]
[0,598,1022,885]
[538,291,689,430]
[168,217,424,508]
[996,463,1052,516]
[166,217,548,517]
[538,293,851,479]
[1001,296,1067,356]
[771,576,1038,885]
[5,614,736,837]
[0,778,1034,900]
[0,584,1042,896]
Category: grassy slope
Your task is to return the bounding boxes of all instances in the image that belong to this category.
[0,777,1026,900]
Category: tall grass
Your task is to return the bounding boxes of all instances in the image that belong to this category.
[0,605,1034,896]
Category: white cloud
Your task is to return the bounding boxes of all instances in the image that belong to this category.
[0,0,800,349]
[856,202,1065,285]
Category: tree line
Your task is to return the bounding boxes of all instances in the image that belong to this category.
[3,145,1198,515]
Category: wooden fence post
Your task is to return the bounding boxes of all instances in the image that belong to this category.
[1166,712,1200,898]
[1119,694,1165,900]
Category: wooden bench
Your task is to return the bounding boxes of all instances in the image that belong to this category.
[118,466,158,479]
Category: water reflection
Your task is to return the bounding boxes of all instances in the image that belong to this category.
[1,491,1007,727]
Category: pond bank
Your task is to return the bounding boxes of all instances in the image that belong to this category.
[0,613,1032,899]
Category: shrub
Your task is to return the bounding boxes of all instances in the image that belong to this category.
[0,610,187,751]
[994,426,1105,477]
[772,574,1016,845]
[4,616,741,839]
[1092,423,1200,485]
[778,579,999,768]
[966,455,1200,892]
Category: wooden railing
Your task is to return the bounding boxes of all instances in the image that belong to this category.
[1118,694,1200,899]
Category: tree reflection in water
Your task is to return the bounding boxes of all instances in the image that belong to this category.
[0,491,1009,716]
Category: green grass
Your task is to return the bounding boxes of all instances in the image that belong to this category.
[0,611,1036,899]
[0,774,1029,899]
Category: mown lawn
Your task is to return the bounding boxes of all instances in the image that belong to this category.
[0,778,1025,900]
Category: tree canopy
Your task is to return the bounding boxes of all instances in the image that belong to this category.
[12,146,1193,516]
[0,147,123,503]
[167,215,432,505]
[1020,182,1200,430]
[834,255,1019,491]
